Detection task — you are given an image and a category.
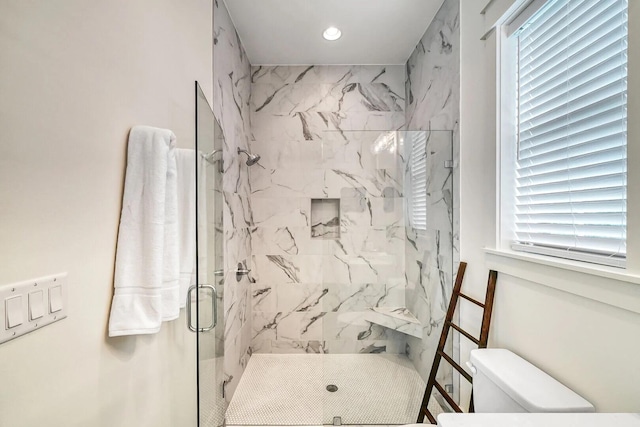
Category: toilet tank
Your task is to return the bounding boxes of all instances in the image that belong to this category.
[469,349,595,413]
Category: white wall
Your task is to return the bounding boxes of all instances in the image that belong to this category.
[459,0,640,412]
[0,1,212,426]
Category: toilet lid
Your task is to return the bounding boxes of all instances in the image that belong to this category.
[470,349,594,412]
[435,413,640,427]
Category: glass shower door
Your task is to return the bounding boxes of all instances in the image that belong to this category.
[195,82,226,427]
[320,129,454,425]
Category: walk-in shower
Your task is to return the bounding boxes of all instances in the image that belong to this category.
[200,1,461,423]
[220,129,455,425]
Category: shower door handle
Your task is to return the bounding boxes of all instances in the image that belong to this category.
[200,284,217,331]
[186,285,197,332]
[186,284,218,333]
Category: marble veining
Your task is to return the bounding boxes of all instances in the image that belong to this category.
[249,65,408,355]
[213,0,253,403]
[404,0,460,391]
[363,307,423,339]
[310,218,340,239]
[311,199,340,239]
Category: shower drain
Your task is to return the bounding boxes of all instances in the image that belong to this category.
[326,384,338,392]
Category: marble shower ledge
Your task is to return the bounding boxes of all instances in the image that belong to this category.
[363,307,422,338]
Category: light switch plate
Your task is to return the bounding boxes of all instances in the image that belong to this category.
[0,273,67,345]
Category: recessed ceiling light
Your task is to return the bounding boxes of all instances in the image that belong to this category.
[323,26,342,41]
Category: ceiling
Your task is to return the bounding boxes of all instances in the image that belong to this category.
[223,0,447,65]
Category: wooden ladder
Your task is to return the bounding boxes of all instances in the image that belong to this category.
[417,262,498,423]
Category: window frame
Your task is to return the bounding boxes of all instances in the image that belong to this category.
[497,0,628,268]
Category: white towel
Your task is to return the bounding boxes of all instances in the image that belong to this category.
[176,149,197,307]
[176,149,209,308]
[197,152,208,286]
[108,126,180,337]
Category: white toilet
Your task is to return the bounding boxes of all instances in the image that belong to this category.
[432,348,640,426]
[468,348,594,413]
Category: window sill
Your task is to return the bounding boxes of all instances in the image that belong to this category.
[484,248,640,315]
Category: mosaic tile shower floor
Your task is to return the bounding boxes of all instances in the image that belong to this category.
[226,353,442,425]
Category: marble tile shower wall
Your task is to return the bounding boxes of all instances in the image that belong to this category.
[213,0,253,401]
[404,0,460,385]
[248,65,409,354]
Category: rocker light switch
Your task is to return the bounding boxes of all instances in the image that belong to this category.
[5,296,23,329]
[29,291,44,320]
[0,273,67,345]
[49,286,63,313]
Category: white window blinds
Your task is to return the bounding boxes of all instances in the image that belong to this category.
[410,132,428,231]
[513,0,628,266]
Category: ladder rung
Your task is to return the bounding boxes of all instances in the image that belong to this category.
[459,292,485,307]
[438,350,472,382]
[448,321,481,345]
[421,407,437,424]
[434,381,462,413]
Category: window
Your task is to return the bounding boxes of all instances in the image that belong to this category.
[410,131,428,231]
[502,0,628,267]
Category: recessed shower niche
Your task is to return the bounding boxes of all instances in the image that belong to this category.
[310,198,340,239]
